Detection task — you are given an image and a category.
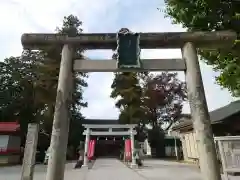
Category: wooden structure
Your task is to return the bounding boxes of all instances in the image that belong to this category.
[215,136,240,180]
[171,101,240,164]
[0,122,21,165]
[21,30,237,180]
[172,100,240,136]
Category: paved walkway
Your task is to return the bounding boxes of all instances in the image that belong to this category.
[135,159,239,180]
[0,162,88,180]
[2,158,239,180]
[85,158,145,180]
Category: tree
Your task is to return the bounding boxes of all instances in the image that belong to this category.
[164,0,240,96]
[111,71,149,143]
[0,15,87,150]
[143,72,187,131]
[35,15,88,148]
[111,72,145,124]
[0,52,46,144]
[141,72,186,157]
[111,28,147,128]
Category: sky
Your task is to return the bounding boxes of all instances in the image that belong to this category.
[0,0,237,119]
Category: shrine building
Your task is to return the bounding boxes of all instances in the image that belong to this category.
[0,122,21,165]
[81,119,139,167]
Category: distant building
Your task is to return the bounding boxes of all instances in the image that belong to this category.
[81,119,180,159]
[171,101,240,163]
[0,122,21,165]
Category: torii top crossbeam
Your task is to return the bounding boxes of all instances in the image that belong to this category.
[21,31,237,50]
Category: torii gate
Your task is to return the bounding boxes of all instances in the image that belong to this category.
[21,30,236,180]
[82,124,137,167]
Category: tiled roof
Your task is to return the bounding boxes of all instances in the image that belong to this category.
[172,100,240,130]
[0,122,20,132]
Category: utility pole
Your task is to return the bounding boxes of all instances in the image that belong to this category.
[182,42,221,180]
[46,44,73,180]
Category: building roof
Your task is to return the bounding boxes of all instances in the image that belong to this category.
[172,100,240,131]
[82,119,119,125]
[0,122,20,132]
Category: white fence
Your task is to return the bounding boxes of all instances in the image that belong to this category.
[215,136,240,180]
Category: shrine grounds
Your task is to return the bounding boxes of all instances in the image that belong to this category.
[1,158,239,180]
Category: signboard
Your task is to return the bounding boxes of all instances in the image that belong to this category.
[116,28,141,68]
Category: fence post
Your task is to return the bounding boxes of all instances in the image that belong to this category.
[21,123,39,180]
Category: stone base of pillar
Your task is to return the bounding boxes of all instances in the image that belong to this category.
[130,163,138,169]
[82,164,88,169]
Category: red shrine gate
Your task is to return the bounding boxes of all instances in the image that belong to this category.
[82,124,137,167]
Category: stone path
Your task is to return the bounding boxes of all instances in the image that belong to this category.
[1,158,239,180]
[85,158,145,180]
[135,159,239,180]
[0,162,88,180]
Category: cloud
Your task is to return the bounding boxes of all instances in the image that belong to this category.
[0,0,236,120]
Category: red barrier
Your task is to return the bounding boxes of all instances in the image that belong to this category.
[124,139,132,161]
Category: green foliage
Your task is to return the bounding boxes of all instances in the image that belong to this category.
[42,15,88,148]
[111,72,145,124]
[0,52,48,144]
[111,70,149,142]
[110,68,186,142]
[0,15,87,149]
[164,0,240,96]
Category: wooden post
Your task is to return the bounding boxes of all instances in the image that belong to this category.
[21,123,39,180]
[46,44,73,180]
[182,42,221,180]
